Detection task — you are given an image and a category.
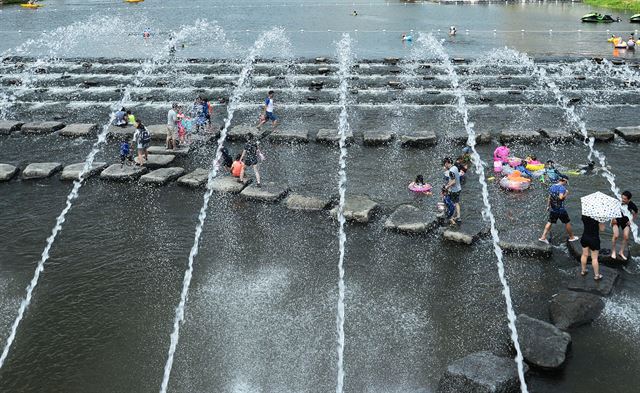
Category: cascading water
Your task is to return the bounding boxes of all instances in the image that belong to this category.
[0,22,208,371]
[158,28,288,393]
[484,48,639,244]
[418,34,529,393]
[334,33,353,393]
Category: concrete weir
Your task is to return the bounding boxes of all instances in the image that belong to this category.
[60,162,108,180]
[22,163,63,179]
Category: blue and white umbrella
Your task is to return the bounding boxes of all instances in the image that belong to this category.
[581,191,621,223]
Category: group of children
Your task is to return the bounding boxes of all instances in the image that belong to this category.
[493,144,570,184]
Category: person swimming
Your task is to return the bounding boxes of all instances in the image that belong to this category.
[449,26,457,36]
[352,10,357,16]
[402,33,413,41]
[409,174,432,194]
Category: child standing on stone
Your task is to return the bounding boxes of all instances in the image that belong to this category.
[119,139,133,167]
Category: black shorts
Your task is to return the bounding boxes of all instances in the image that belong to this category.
[580,236,600,251]
[244,158,258,167]
[549,210,570,224]
[615,217,630,229]
[449,191,461,204]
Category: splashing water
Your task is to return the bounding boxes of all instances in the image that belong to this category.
[334,33,353,393]
[0,23,207,371]
[418,34,529,393]
[479,48,639,244]
[158,28,289,393]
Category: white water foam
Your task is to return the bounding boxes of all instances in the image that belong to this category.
[419,34,529,393]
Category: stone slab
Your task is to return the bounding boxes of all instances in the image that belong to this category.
[147,145,190,156]
[549,290,605,330]
[268,129,309,143]
[284,193,332,211]
[499,130,542,144]
[399,130,437,147]
[330,195,379,224]
[438,351,528,393]
[516,314,571,370]
[316,128,354,145]
[384,205,439,234]
[145,124,170,141]
[60,162,107,181]
[140,167,185,185]
[210,176,249,194]
[580,128,615,142]
[614,126,640,142]
[227,125,267,142]
[21,121,65,134]
[100,164,148,181]
[0,164,18,181]
[107,125,135,139]
[363,130,395,146]
[538,128,574,143]
[58,123,98,137]
[22,163,62,179]
[139,154,175,169]
[443,229,474,245]
[566,237,629,268]
[567,266,619,296]
[177,168,209,188]
[0,121,24,135]
[240,182,289,202]
[499,241,552,258]
[446,129,492,145]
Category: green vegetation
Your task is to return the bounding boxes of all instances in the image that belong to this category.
[584,0,640,13]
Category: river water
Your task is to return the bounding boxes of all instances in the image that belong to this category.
[1,1,640,393]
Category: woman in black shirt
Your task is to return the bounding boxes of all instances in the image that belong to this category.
[580,215,605,280]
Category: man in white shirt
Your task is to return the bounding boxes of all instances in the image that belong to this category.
[166,103,178,149]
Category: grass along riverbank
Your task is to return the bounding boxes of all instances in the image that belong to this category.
[584,0,640,13]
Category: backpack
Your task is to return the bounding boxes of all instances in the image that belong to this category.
[140,128,151,144]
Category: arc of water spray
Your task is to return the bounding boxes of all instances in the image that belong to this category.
[158,28,290,393]
[0,22,213,371]
[418,34,529,393]
[334,33,352,393]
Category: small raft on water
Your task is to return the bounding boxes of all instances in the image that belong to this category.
[566,237,631,268]
[20,3,43,8]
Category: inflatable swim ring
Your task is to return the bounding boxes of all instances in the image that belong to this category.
[508,157,522,167]
[409,183,432,193]
[526,163,545,171]
[20,3,42,8]
[125,0,144,3]
[499,171,531,191]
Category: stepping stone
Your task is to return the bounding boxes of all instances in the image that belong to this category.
[145,124,171,141]
[107,125,135,139]
[316,128,354,145]
[515,314,571,370]
[438,351,528,393]
[614,126,640,142]
[240,182,289,202]
[363,130,395,146]
[452,57,466,63]
[566,238,629,268]
[147,145,190,156]
[330,195,379,224]
[318,67,330,74]
[0,164,19,181]
[58,123,99,137]
[139,167,185,185]
[538,128,574,143]
[383,57,399,65]
[446,129,491,145]
[567,266,619,296]
[549,290,605,330]
[442,224,489,245]
[284,193,332,211]
[498,241,552,258]
[140,154,175,169]
[315,57,328,63]
[100,164,148,181]
[387,80,402,88]
[22,163,62,179]
[499,130,542,144]
[60,162,107,181]
[268,129,309,144]
[21,121,65,134]
[399,130,437,147]
[580,128,614,142]
[227,125,266,142]
[384,205,439,234]
[177,168,209,188]
[210,176,249,194]
[0,121,24,135]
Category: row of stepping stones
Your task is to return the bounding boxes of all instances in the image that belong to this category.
[3,121,640,145]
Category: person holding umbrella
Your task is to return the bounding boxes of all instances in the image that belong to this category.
[580,191,622,281]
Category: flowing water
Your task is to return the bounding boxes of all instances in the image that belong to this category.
[418,33,529,392]
[334,33,353,393]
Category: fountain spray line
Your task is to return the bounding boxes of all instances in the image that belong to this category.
[0,24,198,372]
[334,33,353,393]
[419,34,529,393]
[158,28,287,393]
